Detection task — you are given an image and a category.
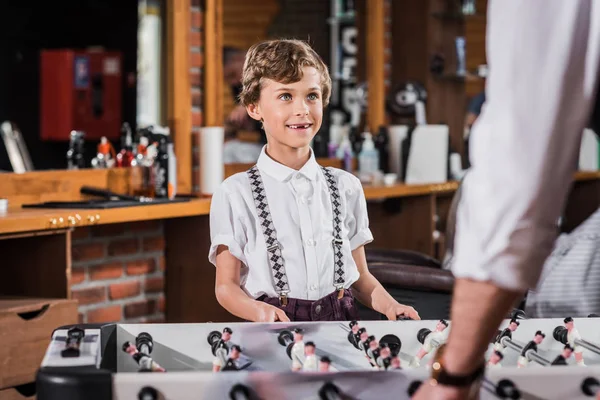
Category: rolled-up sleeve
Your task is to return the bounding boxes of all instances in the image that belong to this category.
[208,186,247,267]
[452,0,600,291]
[345,175,374,250]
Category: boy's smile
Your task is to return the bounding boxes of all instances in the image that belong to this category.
[246,66,323,154]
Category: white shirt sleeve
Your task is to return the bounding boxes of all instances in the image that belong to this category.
[344,175,374,250]
[208,184,248,267]
[452,0,600,291]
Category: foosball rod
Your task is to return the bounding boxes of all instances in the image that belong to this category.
[501,337,551,366]
[553,326,600,355]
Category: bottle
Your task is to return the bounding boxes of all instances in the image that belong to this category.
[336,127,354,172]
[375,125,389,173]
[151,126,177,199]
[358,132,380,180]
[116,123,135,168]
[328,111,345,158]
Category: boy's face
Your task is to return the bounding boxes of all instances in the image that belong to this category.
[246,66,323,152]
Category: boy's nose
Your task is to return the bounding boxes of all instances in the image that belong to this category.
[294,101,309,116]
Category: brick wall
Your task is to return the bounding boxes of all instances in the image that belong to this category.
[70,221,166,324]
[191,0,203,193]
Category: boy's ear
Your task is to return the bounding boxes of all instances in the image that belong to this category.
[246,103,262,121]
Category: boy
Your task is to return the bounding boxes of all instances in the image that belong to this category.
[208,39,419,322]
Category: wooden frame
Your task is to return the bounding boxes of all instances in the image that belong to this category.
[166,0,192,194]
[365,0,386,134]
[204,0,224,126]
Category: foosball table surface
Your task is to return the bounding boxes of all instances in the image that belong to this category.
[36,316,600,400]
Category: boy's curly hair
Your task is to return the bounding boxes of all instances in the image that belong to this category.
[239,39,332,107]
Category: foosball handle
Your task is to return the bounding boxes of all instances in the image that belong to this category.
[407,381,422,397]
[138,386,159,400]
[552,326,568,345]
[136,332,154,355]
[496,379,521,400]
[61,327,85,358]
[581,377,599,397]
[229,383,252,400]
[509,309,526,320]
[318,382,342,400]
[588,314,600,318]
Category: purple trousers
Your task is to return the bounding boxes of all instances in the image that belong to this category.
[257,289,360,321]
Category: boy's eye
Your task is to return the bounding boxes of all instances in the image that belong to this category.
[279,93,292,101]
[308,93,319,101]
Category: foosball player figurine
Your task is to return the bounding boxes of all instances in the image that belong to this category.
[410,319,448,367]
[303,342,318,371]
[488,350,504,368]
[122,342,166,372]
[318,356,331,372]
[390,356,401,370]
[222,345,242,371]
[61,327,85,358]
[355,327,369,351]
[212,327,233,372]
[564,317,585,366]
[517,330,545,368]
[291,328,305,371]
[551,344,573,366]
[376,342,392,370]
[493,319,520,352]
[348,321,360,347]
[366,336,380,367]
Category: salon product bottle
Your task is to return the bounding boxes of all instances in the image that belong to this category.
[151,126,177,199]
[358,132,379,176]
[375,125,389,173]
[328,111,344,158]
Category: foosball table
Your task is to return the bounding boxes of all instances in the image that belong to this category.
[36,315,600,399]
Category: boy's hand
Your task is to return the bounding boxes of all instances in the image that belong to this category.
[253,301,291,322]
[383,301,420,321]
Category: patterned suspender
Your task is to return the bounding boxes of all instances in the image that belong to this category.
[247,165,345,304]
[320,167,345,292]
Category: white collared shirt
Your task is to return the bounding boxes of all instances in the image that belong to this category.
[452,1,600,291]
[208,146,373,300]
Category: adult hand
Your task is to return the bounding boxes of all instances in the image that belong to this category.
[253,301,290,322]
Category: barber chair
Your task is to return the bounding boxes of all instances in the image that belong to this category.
[359,180,464,320]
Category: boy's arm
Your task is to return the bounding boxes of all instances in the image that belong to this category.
[215,245,290,322]
[350,246,420,320]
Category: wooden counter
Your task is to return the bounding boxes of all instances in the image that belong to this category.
[0,199,211,236]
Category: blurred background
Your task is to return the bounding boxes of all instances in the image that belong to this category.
[0,0,496,185]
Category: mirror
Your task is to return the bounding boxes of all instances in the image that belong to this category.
[0,0,156,172]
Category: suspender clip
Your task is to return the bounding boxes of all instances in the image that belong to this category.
[279,291,289,307]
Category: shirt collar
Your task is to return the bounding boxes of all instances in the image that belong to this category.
[256,145,319,182]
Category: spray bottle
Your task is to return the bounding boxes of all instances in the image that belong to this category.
[138,125,177,199]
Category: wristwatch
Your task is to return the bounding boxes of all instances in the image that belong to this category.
[430,344,486,387]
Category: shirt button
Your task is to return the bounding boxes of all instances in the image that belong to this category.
[295,174,302,180]
[300,197,306,204]
[310,285,317,291]
[306,239,316,246]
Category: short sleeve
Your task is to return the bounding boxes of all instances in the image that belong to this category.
[344,175,374,250]
[208,185,247,267]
